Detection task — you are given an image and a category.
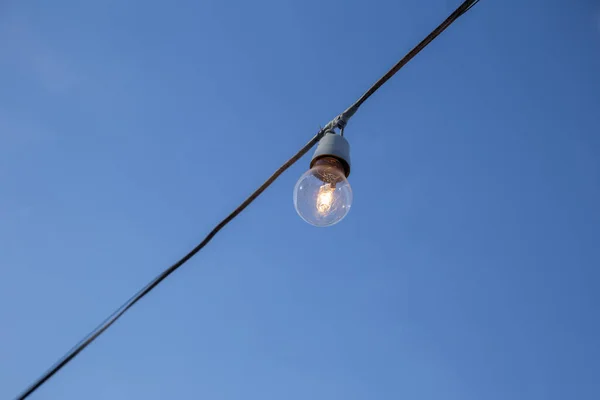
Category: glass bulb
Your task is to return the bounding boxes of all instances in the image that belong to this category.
[293,157,352,227]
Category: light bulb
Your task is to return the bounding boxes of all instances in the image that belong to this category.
[294,157,352,227]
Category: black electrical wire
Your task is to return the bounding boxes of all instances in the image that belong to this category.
[338,0,480,123]
[350,0,479,111]
[464,0,481,14]
[14,1,480,398]
[13,132,324,400]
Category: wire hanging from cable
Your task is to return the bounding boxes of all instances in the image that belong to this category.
[14,1,481,398]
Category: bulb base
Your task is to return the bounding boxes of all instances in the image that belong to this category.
[311,157,345,184]
[310,133,351,177]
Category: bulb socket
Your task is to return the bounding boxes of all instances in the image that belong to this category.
[310,132,351,177]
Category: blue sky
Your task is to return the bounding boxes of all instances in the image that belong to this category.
[1,0,600,398]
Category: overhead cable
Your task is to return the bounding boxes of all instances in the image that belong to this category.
[15,1,481,398]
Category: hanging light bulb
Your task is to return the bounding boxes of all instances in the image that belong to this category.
[294,132,352,227]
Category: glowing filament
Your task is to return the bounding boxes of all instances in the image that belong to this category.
[316,183,335,214]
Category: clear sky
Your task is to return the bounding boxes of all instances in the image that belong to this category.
[1,0,599,399]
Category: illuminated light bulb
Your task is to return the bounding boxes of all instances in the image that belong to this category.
[293,132,352,227]
[294,157,352,226]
